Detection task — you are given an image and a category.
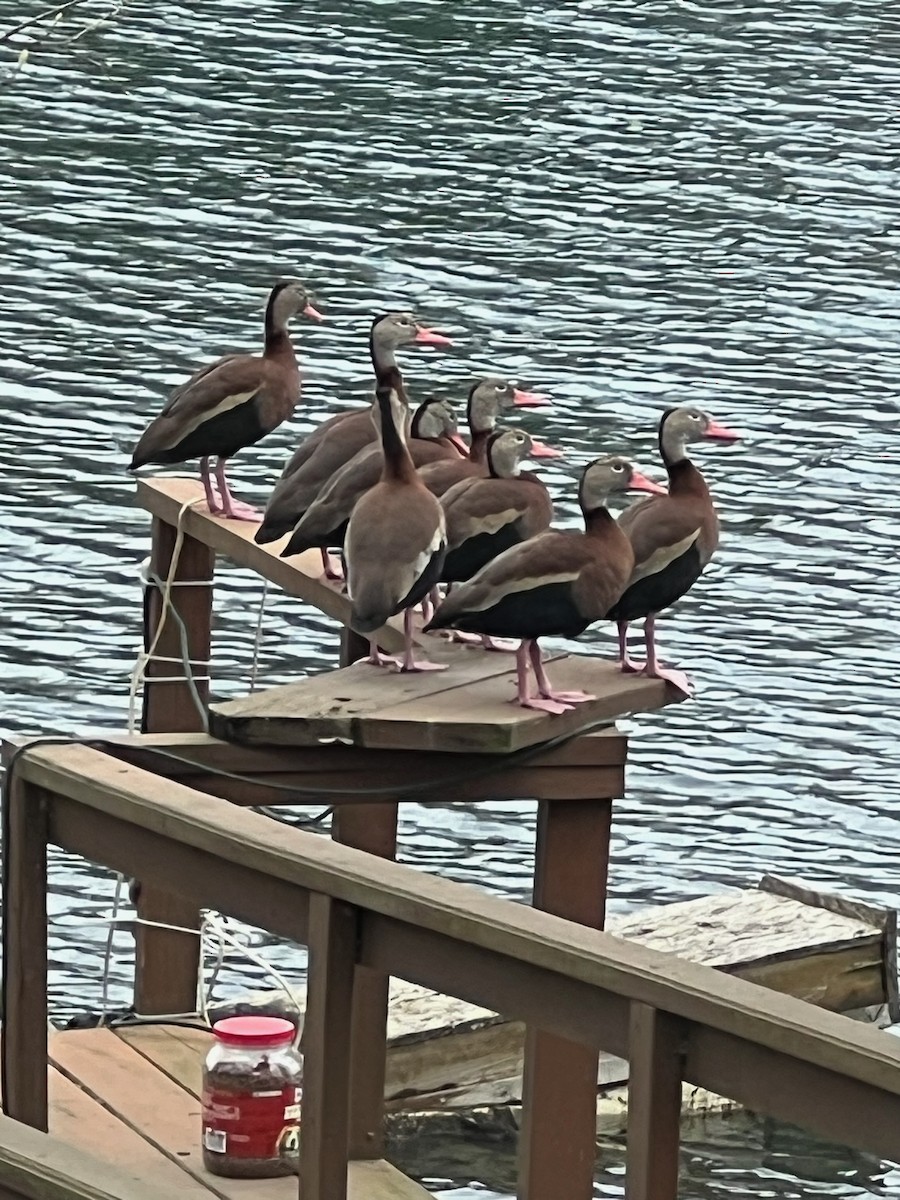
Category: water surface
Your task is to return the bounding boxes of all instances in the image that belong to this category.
[1,1,899,1195]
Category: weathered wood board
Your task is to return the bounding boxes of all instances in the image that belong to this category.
[209,651,678,754]
[196,875,896,1133]
[136,475,411,655]
[41,1025,431,1199]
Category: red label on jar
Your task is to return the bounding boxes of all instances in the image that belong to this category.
[202,1086,301,1160]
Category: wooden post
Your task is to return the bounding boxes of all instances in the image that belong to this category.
[339,626,369,669]
[625,1003,682,1200]
[519,796,612,1200]
[2,776,49,1129]
[301,893,357,1200]
[134,515,214,1016]
[331,803,398,1159]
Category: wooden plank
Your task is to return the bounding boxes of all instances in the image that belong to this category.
[209,642,561,749]
[332,805,398,1160]
[103,729,628,804]
[0,1113,192,1200]
[2,777,49,1130]
[20,747,900,1116]
[210,654,674,754]
[301,895,357,1200]
[520,800,610,1200]
[137,476,408,655]
[48,1067,213,1197]
[347,1159,433,1199]
[115,1026,207,1098]
[49,1028,305,1198]
[103,729,628,773]
[625,1004,682,1200]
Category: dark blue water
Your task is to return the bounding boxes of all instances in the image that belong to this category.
[1,1,899,1195]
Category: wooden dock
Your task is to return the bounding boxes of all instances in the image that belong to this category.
[40,1024,426,1199]
[0,475,881,1200]
[203,874,897,1132]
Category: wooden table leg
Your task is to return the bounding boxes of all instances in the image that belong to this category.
[134,517,213,1016]
[2,777,49,1129]
[331,803,398,1159]
[519,797,612,1200]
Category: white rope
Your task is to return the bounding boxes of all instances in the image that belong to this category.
[248,581,269,694]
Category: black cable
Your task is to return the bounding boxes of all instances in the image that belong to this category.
[133,713,615,801]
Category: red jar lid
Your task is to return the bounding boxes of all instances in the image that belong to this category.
[212,1016,295,1047]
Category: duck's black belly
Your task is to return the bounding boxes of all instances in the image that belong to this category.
[607,543,703,622]
[395,547,447,615]
[442,526,521,583]
[447,581,589,640]
[156,402,268,464]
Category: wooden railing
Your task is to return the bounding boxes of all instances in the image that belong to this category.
[5,741,900,1200]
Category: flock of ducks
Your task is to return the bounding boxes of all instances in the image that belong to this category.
[130,279,739,714]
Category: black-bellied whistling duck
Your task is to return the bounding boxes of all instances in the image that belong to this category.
[417,377,559,499]
[434,428,554,652]
[129,279,322,521]
[280,396,467,563]
[425,456,665,713]
[607,406,739,696]
[441,428,554,583]
[255,312,452,561]
[345,372,448,673]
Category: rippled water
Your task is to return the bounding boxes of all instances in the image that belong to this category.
[2,0,900,1195]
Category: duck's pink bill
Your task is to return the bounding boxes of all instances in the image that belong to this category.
[530,440,564,459]
[705,419,740,441]
[631,470,667,494]
[512,388,552,407]
[449,434,470,455]
[304,303,324,321]
[415,327,453,346]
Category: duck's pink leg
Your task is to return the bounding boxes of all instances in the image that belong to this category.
[320,548,344,581]
[530,640,595,705]
[214,458,261,522]
[617,619,644,673]
[364,639,393,668]
[642,615,692,696]
[200,457,223,514]
[399,608,448,673]
[512,640,572,714]
[480,635,518,652]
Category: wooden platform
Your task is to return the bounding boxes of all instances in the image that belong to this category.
[42,1025,431,1200]
[210,649,677,755]
[137,476,680,753]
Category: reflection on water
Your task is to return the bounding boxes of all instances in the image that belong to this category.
[1,0,899,1195]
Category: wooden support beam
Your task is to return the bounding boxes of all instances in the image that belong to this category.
[1,777,49,1130]
[301,894,358,1200]
[134,516,213,1016]
[137,476,408,654]
[332,804,398,1160]
[625,1003,682,1200]
[519,798,612,1200]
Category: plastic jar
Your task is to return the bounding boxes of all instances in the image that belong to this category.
[201,1016,303,1178]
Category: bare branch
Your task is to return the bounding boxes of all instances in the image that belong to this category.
[0,0,89,46]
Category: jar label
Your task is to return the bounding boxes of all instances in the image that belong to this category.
[202,1086,301,1160]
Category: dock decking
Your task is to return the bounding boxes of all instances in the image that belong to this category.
[44,1025,428,1200]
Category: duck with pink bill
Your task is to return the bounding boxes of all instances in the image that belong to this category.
[129,279,323,521]
[416,376,562,500]
[425,455,666,714]
[607,405,740,697]
[254,311,454,569]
